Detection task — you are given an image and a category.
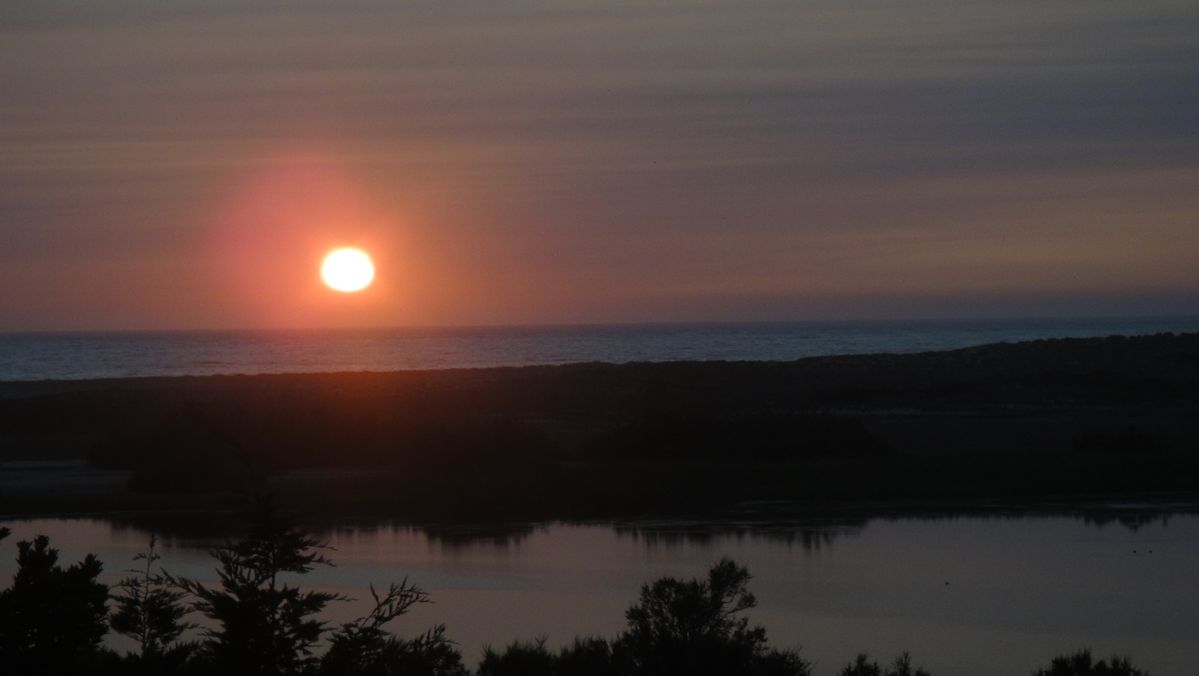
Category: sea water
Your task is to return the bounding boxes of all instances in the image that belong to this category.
[2,316,1198,381]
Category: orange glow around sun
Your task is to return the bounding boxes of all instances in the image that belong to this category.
[207,151,409,326]
[321,247,375,292]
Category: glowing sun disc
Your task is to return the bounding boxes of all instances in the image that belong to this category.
[321,248,375,292]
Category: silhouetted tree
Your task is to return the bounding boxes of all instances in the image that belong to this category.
[749,649,814,676]
[0,531,109,673]
[110,535,196,673]
[841,654,882,676]
[840,653,931,676]
[320,580,467,676]
[476,636,619,676]
[169,495,342,675]
[340,625,467,676]
[557,637,619,676]
[477,638,556,676]
[615,558,809,676]
[1032,650,1149,676]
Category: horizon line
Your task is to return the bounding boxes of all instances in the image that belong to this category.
[3,312,1199,337]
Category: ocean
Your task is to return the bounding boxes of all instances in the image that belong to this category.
[2,316,1198,381]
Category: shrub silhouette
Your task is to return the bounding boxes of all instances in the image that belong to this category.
[110,534,197,672]
[1032,650,1149,676]
[840,653,931,676]
[476,560,808,675]
[478,637,618,676]
[556,637,620,676]
[478,638,558,676]
[320,581,467,676]
[0,529,110,673]
[615,558,809,676]
[749,649,815,676]
[841,654,883,676]
[158,493,466,676]
[168,495,343,675]
[351,625,468,676]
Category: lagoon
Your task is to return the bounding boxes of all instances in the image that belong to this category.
[2,511,1196,675]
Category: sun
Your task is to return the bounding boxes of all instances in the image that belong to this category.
[321,247,375,292]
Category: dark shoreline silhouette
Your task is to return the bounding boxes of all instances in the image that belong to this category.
[2,332,1198,521]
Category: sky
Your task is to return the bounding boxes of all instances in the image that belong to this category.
[2,0,1198,330]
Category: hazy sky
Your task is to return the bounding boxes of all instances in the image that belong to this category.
[3,0,1197,330]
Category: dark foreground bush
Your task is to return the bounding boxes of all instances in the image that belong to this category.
[557,638,620,676]
[1032,650,1149,676]
[0,527,109,674]
[478,638,559,676]
[478,636,624,676]
[617,558,809,676]
[321,587,467,676]
[479,559,809,676]
[840,653,931,676]
[0,498,463,675]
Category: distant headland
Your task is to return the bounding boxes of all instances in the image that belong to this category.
[2,332,1198,522]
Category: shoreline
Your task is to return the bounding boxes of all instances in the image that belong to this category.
[1,328,1195,393]
[5,320,1199,383]
[6,492,1199,540]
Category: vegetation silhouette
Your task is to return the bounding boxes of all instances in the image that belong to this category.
[5,333,1199,521]
[319,582,467,676]
[618,558,808,676]
[554,638,619,676]
[110,534,196,673]
[0,526,109,674]
[1031,650,1149,676]
[839,653,931,676]
[478,559,809,676]
[165,493,347,675]
[0,518,1164,676]
[597,412,888,462]
[478,638,560,676]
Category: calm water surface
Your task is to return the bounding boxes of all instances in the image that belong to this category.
[2,513,1196,675]
[3,317,1199,380]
